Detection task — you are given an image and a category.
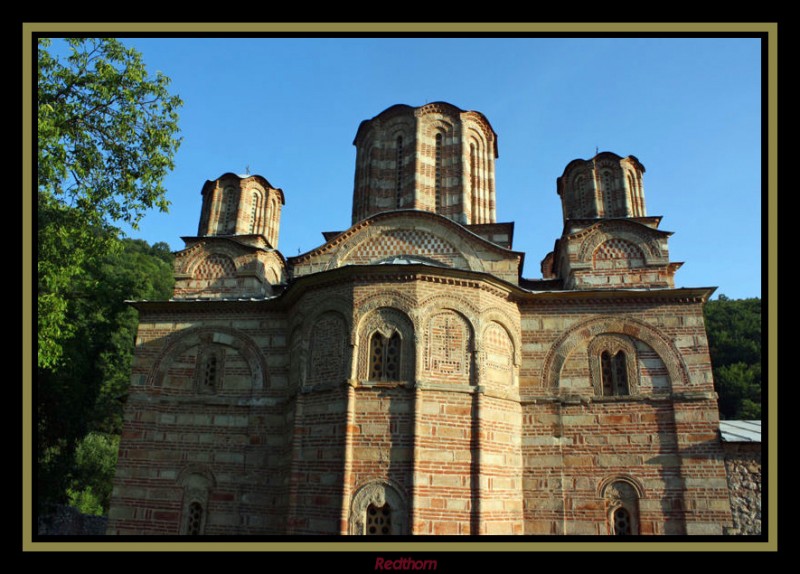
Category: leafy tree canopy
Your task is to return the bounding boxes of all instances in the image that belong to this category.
[704,296,762,420]
[38,238,175,510]
[37,38,182,369]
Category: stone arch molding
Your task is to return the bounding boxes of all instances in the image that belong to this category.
[598,474,644,536]
[301,295,355,345]
[356,290,417,320]
[587,334,640,396]
[479,307,522,366]
[542,317,690,390]
[349,479,409,535]
[356,306,416,382]
[418,293,481,326]
[178,465,216,535]
[147,326,268,390]
[598,474,644,499]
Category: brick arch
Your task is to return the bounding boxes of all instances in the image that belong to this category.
[422,117,456,134]
[465,125,489,148]
[178,464,217,490]
[479,307,521,366]
[542,317,690,390]
[147,326,268,390]
[182,244,244,278]
[301,295,354,345]
[480,321,517,387]
[356,291,417,322]
[349,478,409,535]
[418,293,480,326]
[598,474,645,499]
[576,222,663,263]
[592,238,646,268]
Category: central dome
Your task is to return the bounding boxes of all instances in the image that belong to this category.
[351,102,499,226]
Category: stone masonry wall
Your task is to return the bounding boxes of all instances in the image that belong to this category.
[723,443,761,535]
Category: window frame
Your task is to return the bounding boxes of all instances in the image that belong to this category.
[588,335,639,397]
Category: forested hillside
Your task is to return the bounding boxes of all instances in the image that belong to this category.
[704,296,762,420]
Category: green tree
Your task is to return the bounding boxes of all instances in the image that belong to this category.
[38,37,182,369]
[37,37,181,511]
[38,239,175,511]
[704,296,762,419]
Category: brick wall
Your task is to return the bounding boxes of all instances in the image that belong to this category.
[108,265,731,536]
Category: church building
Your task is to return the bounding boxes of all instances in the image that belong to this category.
[106,102,735,535]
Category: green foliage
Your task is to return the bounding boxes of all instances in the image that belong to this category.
[704,296,762,420]
[38,238,175,512]
[67,433,120,516]
[37,38,182,369]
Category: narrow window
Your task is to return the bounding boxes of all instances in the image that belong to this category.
[602,170,614,215]
[223,187,238,234]
[186,501,204,535]
[601,350,628,396]
[613,507,632,535]
[369,332,402,381]
[203,355,217,392]
[250,191,262,233]
[369,333,385,380]
[198,348,222,394]
[366,503,392,535]
[601,351,614,396]
[612,352,629,395]
[385,332,401,380]
[470,143,478,222]
[575,175,587,217]
[395,135,404,208]
[435,133,443,210]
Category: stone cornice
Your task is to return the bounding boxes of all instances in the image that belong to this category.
[130,262,715,314]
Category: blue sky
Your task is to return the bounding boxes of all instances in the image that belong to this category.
[107,37,761,299]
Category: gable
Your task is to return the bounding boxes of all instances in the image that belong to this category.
[288,211,523,284]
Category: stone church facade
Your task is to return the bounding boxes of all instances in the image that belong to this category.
[106,102,734,535]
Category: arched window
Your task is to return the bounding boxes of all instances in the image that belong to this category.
[470,142,478,222]
[589,335,639,397]
[222,186,238,234]
[601,170,614,216]
[249,190,262,233]
[179,470,215,535]
[435,133,443,210]
[602,479,641,536]
[395,135,404,208]
[370,332,401,381]
[358,308,414,383]
[349,480,408,535]
[186,501,205,535]
[601,350,629,396]
[574,175,585,217]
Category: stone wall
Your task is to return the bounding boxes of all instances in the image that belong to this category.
[723,443,761,535]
